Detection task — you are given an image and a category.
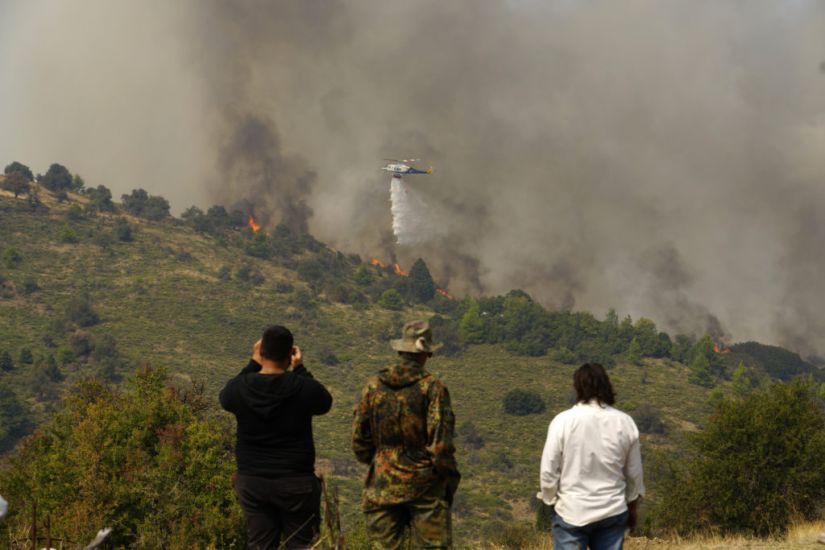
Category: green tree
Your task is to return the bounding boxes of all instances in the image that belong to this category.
[40,163,73,192]
[0,367,244,546]
[458,299,487,344]
[122,188,170,220]
[657,379,825,536]
[378,288,405,310]
[2,171,31,198]
[353,264,375,287]
[4,161,34,181]
[732,360,755,396]
[688,335,720,386]
[71,173,85,192]
[688,351,715,387]
[408,258,436,303]
[86,184,115,212]
[626,336,642,365]
[670,334,695,363]
[633,317,659,356]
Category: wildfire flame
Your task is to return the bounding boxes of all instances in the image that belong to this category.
[248,216,262,233]
[436,288,455,300]
[371,258,456,300]
[713,343,730,354]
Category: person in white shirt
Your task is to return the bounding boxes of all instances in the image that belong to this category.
[538,363,644,550]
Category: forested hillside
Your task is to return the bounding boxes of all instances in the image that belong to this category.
[1,164,823,547]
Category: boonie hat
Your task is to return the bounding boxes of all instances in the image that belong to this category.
[391,320,443,353]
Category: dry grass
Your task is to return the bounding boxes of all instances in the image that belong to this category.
[480,522,825,549]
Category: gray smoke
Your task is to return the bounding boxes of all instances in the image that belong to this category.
[2,1,825,353]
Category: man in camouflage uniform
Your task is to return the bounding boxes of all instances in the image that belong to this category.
[353,320,460,549]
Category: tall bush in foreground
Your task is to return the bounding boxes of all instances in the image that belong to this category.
[0,367,244,548]
[656,378,825,537]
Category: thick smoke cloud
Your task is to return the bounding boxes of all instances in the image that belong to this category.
[2,1,825,355]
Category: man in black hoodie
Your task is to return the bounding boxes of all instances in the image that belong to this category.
[220,325,333,550]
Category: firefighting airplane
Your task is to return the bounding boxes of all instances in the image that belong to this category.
[381,158,433,179]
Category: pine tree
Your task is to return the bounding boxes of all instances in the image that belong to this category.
[732,361,753,396]
[626,336,642,365]
[408,258,436,303]
[688,351,715,387]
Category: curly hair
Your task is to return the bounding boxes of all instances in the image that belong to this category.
[573,363,615,406]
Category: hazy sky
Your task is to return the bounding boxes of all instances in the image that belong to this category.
[2,1,825,355]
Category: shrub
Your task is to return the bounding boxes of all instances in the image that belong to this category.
[657,379,825,536]
[114,218,133,241]
[2,247,22,268]
[235,263,265,286]
[18,348,33,365]
[503,389,546,416]
[21,277,39,295]
[58,224,79,244]
[64,294,100,327]
[458,421,485,449]
[318,348,340,366]
[0,351,13,372]
[549,347,577,364]
[378,289,405,310]
[0,367,244,546]
[633,404,666,434]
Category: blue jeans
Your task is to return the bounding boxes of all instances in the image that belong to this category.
[552,510,629,550]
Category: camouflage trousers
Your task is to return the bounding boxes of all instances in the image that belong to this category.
[364,488,452,549]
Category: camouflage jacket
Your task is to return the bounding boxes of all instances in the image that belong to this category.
[352,357,460,510]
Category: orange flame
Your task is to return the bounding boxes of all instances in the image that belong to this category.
[436,288,455,301]
[248,216,262,233]
[713,343,730,354]
[393,263,409,277]
[371,258,386,269]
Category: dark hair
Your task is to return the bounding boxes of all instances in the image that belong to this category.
[573,363,615,406]
[261,325,293,362]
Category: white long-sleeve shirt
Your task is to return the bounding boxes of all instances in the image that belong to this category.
[538,400,645,527]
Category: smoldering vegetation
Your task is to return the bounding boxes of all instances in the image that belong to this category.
[2,1,825,354]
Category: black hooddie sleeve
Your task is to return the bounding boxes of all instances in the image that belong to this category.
[219,360,262,412]
[303,378,333,416]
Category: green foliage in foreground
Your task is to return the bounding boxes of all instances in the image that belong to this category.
[0,368,244,548]
[656,378,825,537]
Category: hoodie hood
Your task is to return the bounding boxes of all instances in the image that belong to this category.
[378,357,431,389]
[239,371,305,418]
